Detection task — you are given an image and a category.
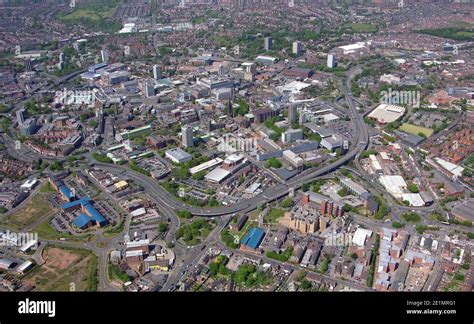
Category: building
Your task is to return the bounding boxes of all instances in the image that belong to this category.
[189,158,223,175]
[292,41,302,55]
[181,126,194,148]
[107,71,130,85]
[83,203,108,227]
[281,129,303,144]
[204,167,230,184]
[153,65,161,80]
[222,154,245,170]
[101,49,109,63]
[145,81,155,98]
[283,67,313,79]
[255,107,278,123]
[230,214,249,231]
[320,135,343,152]
[327,54,337,68]
[283,150,304,168]
[165,148,192,164]
[240,227,265,252]
[58,185,75,202]
[73,213,94,230]
[19,118,38,136]
[340,178,369,197]
[367,104,406,124]
[379,175,407,199]
[264,36,273,51]
[288,105,298,123]
[16,260,34,275]
[16,108,26,126]
[255,55,278,65]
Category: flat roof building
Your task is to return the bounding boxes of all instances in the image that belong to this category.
[165,148,192,164]
[240,227,265,250]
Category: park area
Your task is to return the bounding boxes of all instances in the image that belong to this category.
[23,245,98,291]
[399,123,434,138]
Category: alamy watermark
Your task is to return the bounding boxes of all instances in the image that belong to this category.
[380,88,420,108]
[54,88,96,107]
[218,133,257,152]
[0,230,38,248]
[324,231,354,247]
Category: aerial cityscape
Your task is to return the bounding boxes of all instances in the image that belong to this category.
[0,0,473,300]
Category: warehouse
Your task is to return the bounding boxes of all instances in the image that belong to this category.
[379,175,407,198]
[367,104,406,124]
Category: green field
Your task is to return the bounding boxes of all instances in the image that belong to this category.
[343,23,377,33]
[399,123,434,137]
[416,25,474,41]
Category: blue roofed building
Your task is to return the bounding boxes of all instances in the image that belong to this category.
[61,196,91,212]
[73,213,93,230]
[240,227,265,252]
[58,185,75,202]
[83,204,108,227]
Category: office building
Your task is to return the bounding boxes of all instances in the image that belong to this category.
[255,107,277,123]
[288,105,298,123]
[145,81,155,98]
[327,54,337,68]
[16,108,26,126]
[264,36,273,50]
[181,126,194,148]
[292,41,302,55]
[19,118,38,136]
[281,129,303,143]
[218,64,225,77]
[153,64,161,80]
[101,49,109,63]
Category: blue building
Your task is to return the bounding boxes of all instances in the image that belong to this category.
[83,204,108,227]
[240,227,265,250]
[61,196,91,212]
[73,213,93,230]
[58,185,75,202]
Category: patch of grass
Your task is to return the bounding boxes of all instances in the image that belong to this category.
[264,208,285,223]
[399,123,433,137]
[33,218,92,242]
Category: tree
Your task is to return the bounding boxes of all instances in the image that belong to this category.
[265,157,282,169]
[280,197,294,208]
[407,183,419,193]
[177,210,192,219]
[158,223,168,233]
[50,161,63,171]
